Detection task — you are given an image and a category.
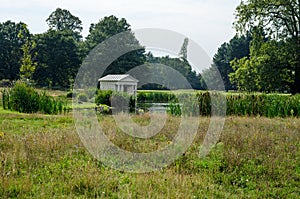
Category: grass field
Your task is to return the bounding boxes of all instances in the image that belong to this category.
[0,106,299,198]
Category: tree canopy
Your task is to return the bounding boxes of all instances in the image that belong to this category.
[145,53,203,90]
[46,8,83,41]
[0,21,30,80]
[85,15,146,77]
[230,28,293,92]
[234,0,300,94]
[0,11,202,89]
[7,6,300,92]
[85,15,131,50]
[212,33,251,91]
[34,30,81,88]
[19,24,37,81]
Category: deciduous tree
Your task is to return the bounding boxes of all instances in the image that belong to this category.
[0,21,30,80]
[46,8,83,41]
[34,30,81,88]
[212,34,251,91]
[85,15,145,76]
[234,0,300,94]
[18,24,37,81]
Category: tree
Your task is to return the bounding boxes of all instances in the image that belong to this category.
[234,0,300,94]
[212,33,251,91]
[0,21,30,80]
[46,8,83,41]
[179,38,189,60]
[85,15,131,50]
[34,30,81,88]
[177,37,203,89]
[201,64,232,91]
[229,28,292,92]
[18,24,37,81]
[229,57,260,92]
[144,53,203,90]
[85,15,146,76]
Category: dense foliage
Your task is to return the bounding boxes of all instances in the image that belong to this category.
[95,90,300,118]
[145,53,203,90]
[232,0,300,94]
[0,21,30,80]
[0,10,201,90]
[160,91,300,117]
[1,4,300,93]
[95,90,113,106]
[206,33,251,91]
[2,81,68,114]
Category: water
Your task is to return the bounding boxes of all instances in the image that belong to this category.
[137,103,170,112]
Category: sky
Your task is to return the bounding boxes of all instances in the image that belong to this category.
[0,0,241,58]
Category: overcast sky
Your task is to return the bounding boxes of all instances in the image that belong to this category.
[0,0,241,58]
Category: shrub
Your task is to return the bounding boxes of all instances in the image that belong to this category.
[9,81,40,113]
[2,89,10,109]
[95,90,113,106]
[2,81,68,114]
[86,88,97,99]
[137,91,175,103]
[226,93,300,117]
[39,91,55,114]
[111,92,132,113]
[77,93,88,102]
[95,90,137,112]
[168,102,181,116]
[197,92,211,116]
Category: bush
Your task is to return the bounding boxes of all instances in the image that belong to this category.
[9,81,40,113]
[95,90,136,112]
[137,91,175,103]
[110,92,131,112]
[39,91,55,114]
[95,90,113,106]
[86,88,97,99]
[2,81,68,114]
[168,102,181,116]
[77,93,88,102]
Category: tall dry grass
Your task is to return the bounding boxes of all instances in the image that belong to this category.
[0,111,299,198]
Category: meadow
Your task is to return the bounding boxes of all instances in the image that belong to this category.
[0,85,300,198]
[0,104,300,198]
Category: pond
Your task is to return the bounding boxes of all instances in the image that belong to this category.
[137,103,172,112]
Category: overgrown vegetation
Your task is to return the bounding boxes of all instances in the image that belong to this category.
[95,90,136,113]
[226,93,300,117]
[95,90,113,106]
[0,109,299,198]
[135,91,300,117]
[137,91,176,103]
[1,81,68,114]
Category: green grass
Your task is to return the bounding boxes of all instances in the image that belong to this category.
[0,107,299,198]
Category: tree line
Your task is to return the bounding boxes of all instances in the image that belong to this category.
[0,8,202,90]
[1,1,300,94]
